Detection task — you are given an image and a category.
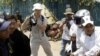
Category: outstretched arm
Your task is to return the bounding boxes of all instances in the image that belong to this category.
[21,16,30,31]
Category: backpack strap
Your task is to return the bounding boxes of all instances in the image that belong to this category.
[29,16,37,27]
[29,15,44,31]
[41,15,44,22]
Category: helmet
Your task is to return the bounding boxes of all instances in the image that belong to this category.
[75,9,90,17]
[75,9,93,22]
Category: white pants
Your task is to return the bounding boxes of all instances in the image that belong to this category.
[30,37,53,56]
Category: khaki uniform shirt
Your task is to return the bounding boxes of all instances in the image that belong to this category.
[21,14,48,41]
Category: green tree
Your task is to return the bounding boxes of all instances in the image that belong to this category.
[0,0,12,6]
[78,0,95,6]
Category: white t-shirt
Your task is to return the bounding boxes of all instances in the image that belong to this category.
[61,24,70,40]
[61,20,74,40]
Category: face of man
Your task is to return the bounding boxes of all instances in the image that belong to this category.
[8,19,17,34]
[84,23,94,36]
[0,27,11,40]
[34,9,41,17]
[66,14,73,21]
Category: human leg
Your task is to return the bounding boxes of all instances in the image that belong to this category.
[30,41,40,56]
[60,39,70,56]
[41,40,53,56]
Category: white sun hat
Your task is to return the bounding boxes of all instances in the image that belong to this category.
[32,3,42,11]
[81,15,94,27]
[82,20,94,27]
[82,16,91,22]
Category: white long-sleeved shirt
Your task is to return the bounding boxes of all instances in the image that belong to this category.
[73,30,100,56]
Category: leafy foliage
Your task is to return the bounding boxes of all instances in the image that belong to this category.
[78,0,95,6]
[0,0,12,6]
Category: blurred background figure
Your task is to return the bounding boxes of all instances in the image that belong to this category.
[47,23,61,41]
[60,5,74,56]
[15,11,23,23]
[15,11,23,30]
[7,15,31,56]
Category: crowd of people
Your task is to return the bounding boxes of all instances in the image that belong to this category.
[0,14,31,56]
[59,4,100,56]
[0,3,100,56]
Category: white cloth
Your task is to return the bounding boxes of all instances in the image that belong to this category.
[61,20,74,40]
[73,30,100,56]
[65,41,72,52]
[69,20,74,26]
[61,24,70,40]
[69,23,77,36]
[69,23,83,48]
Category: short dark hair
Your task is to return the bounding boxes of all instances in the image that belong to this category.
[7,15,18,22]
